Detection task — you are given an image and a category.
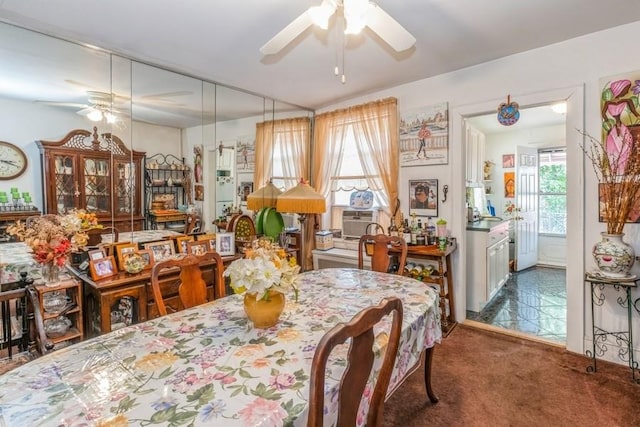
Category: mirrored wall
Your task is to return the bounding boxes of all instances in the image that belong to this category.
[0,20,313,233]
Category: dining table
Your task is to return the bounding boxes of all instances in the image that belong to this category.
[0,268,441,426]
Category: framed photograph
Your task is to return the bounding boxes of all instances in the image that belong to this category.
[236,136,256,172]
[187,240,210,256]
[136,249,154,271]
[238,182,253,202]
[88,248,106,261]
[215,232,235,256]
[504,172,516,198]
[409,179,438,217]
[115,243,137,271]
[502,154,515,168]
[399,102,449,167]
[89,256,118,281]
[144,240,175,262]
[197,233,216,249]
[175,235,195,254]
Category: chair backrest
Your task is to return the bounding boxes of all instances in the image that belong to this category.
[149,251,224,316]
[358,234,408,275]
[184,213,201,235]
[86,226,119,247]
[0,284,53,374]
[307,297,404,427]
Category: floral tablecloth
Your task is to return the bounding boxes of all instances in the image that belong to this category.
[0,242,40,284]
[0,268,441,426]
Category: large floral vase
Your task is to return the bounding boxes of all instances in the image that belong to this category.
[592,232,636,278]
[243,290,285,328]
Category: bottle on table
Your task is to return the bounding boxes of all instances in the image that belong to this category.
[389,218,399,237]
[426,217,436,245]
[402,219,411,243]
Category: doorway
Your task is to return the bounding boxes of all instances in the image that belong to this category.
[463,103,568,344]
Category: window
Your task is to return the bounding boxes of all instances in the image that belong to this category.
[331,126,384,208]
[538,148,566,235]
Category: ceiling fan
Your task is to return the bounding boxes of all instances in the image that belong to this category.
[36,90,123,122]
[260,0,416,55]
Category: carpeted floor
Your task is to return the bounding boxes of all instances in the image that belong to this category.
[384,325,640,427]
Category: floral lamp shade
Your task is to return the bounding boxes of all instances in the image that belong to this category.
[276,179,326,215]
[247,181,282,211]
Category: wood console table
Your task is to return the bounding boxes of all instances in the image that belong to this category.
[399,242,458,336]
[67,254,240,337]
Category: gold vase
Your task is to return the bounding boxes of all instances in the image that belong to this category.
[243,290,285,328]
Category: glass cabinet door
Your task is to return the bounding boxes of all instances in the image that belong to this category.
[52,153,78,213]
[83,156,111,214]
[114,159,136,215]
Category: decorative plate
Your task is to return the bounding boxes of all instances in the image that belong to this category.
[349,190,374,209]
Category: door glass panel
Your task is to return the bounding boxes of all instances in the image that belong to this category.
[116,160,135,214]
[84,157,110,213]
[54,154,76,213]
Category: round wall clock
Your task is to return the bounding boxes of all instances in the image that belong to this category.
[0,141,28,180]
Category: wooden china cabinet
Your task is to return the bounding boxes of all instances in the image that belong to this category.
[37,127,146,231]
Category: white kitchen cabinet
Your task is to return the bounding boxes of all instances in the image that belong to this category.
[466,220,510,312]
[465,123,486,186]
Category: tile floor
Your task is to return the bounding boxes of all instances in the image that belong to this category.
[466,266,567,343]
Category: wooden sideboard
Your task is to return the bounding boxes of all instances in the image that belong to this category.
[394,241,458,336]
[67,254,240,337]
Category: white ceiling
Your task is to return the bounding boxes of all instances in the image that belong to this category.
[1,0,640,112]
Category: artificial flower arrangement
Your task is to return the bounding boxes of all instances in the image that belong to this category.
[224,238,300,301]
[7,210,102,266]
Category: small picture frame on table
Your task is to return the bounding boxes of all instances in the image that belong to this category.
[144,240,175,263]
[89,256,118,281]
[135,249,154,271]
[174,235,195,254]
[196,233,216,249]
[187,240,210,256]
[409,179,438,217]
[215,232,235,256]
[115,243,137,271]
[88,248,106,261]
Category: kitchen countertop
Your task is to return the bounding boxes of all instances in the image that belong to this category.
[466,218,511,232]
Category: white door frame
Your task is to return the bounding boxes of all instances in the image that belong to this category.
[451,85,584,354]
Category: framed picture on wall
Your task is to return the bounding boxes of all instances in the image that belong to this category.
[409,179,438,217]
[399,103,449,167]
[502,154,515,168]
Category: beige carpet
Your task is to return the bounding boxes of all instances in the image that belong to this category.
[383,325,640,427]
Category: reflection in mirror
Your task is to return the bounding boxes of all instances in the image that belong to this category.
[130,61,204,234]
[0,19,313,247]
[0,21,113,218]
[209,85,265,227]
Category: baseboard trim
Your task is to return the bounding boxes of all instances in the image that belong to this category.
[463,319,566,349]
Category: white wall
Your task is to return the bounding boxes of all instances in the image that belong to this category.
[319,21,640,364]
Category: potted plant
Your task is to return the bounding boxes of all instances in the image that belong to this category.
[581,79,640,277]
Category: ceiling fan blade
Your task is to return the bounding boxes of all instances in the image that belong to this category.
[365,3,416,52]
[260,10,314,55]
[35,100,89,108]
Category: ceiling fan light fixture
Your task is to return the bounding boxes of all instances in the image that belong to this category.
[308,1,336,29]
[86,109,103,122]
[104,111,117,124]
[343,0,369,34]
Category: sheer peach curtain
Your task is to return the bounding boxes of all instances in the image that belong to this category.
[312,97,399,228]
[254,117,310,190]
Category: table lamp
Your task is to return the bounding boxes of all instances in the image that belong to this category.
[276,179,326,271]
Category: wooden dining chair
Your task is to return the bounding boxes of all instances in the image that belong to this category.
[358,234,408,275]
[0,284,53,374]
[307,297,403,427]
[86,226,119,247]
[149,252,224,316]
